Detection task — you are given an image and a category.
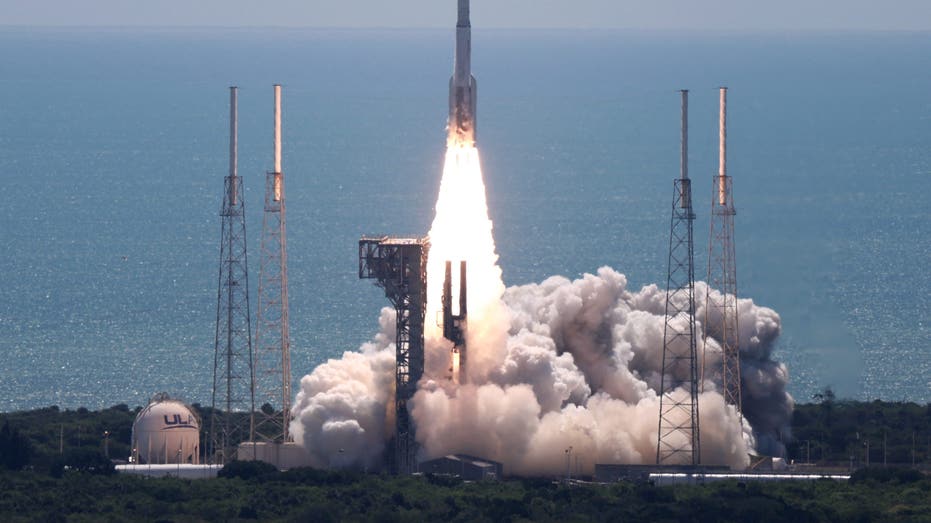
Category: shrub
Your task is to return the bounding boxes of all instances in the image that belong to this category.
[51,447,114,476]
[218,460,279,480]
[850,466,924,485]
[0,420,33,470]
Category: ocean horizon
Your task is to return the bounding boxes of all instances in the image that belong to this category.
[0,27,928,411]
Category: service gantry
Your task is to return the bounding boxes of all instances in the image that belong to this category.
[359,237,429,475]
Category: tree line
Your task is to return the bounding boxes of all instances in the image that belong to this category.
[0,397,929,521]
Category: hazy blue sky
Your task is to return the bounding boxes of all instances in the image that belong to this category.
[1,0,930,30]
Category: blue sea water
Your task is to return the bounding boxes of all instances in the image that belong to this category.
[0,28,928,411]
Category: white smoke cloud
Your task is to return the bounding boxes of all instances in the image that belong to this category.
[291,267,792,475]
[290,307,397,470]
[696,282,794,456]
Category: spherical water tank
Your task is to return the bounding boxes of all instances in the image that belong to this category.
[131,394,200,464]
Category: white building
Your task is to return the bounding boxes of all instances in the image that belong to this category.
[131,393,201,465]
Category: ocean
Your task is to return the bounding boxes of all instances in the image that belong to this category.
[0,27,928,411]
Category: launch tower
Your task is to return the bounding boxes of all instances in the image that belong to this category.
[704,87,742,414]
[657,90,701,466]
[253,84,292,443]
[359,237,429,474]
[211,86,255,464]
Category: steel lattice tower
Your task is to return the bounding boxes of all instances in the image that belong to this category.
[359,237,429,475]
[657,90,701,466]
[211,86,255,464]
[253,85,292,443]
[703,87,742,414]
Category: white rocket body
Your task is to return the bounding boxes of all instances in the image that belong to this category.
[448,0,477,146]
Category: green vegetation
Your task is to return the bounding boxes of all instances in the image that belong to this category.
[788,389,931,466]
[0,397,929,521]
[0,466,929,521]
[0,421,32,470]
[1,405,135,472]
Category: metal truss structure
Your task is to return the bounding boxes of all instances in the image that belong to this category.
[253,84,292,443]
[703,87,742,414]
[211,86,255,464]
[359,237,429,474]
[657,90,701,466]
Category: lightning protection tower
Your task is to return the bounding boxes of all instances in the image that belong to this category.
[253,84,292,443]
[359,236,429,475]
[211,86,255,464]
[703,87,742,414]
[657,90,701,466]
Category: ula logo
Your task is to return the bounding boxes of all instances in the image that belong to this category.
[163,414,196,427]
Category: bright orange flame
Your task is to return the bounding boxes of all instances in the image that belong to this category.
[426,145,507,383]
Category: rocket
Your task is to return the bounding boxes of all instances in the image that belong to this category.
[443,260,468,383]
[448,0,477,146]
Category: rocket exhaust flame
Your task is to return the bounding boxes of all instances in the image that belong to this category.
[426,145,506,387]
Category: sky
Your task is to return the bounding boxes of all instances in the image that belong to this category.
[1,0,930,31]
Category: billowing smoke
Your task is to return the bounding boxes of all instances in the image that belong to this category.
[290,310,398,470]
[411,269,791,474]
[291,145,793,475]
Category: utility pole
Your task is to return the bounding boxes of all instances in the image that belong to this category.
[565,446,573,483]
[883,430,887,467]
